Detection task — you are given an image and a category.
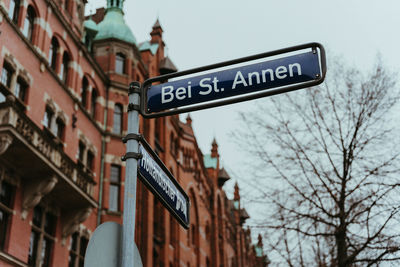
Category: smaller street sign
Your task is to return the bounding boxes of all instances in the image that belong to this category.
[137,139,190,229]
[141,42,326,118]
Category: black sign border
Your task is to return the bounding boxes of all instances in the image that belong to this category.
[140,42,327,118]
[137,137,191,229]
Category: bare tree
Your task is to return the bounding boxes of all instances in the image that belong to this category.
[234,58,400,267]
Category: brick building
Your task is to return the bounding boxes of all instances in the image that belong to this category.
[0,0,268,266]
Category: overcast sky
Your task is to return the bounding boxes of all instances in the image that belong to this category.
[87,0,400,196]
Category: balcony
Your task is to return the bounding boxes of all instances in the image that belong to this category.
[0,95,97,236]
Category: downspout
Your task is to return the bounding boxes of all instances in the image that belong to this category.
[97,86,109,226]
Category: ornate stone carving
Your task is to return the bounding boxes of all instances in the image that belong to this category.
[21,175,58,220]
[62,207,92,238]
[0,133,13,155]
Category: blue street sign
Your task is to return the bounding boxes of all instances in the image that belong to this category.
[141,43,326,118]
[148,51,319,113]
[137,142,190,228]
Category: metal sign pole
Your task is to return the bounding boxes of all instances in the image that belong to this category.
[121,82,141,267]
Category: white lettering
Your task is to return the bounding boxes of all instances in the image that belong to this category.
[175,87,186,100]
[212,77,220,92]
[232,71,248,89]
[161,86,174,103]
[289,63,302,77]
[176,195,187,219]
[262,69,274,83]
[199,78,212,95]
[248,72,260,86]
[275,66,288,79]
[188,81,192,98]
[140,148,178,202]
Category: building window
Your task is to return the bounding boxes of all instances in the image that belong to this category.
[43,105,65,142]
[15,78,27,102]
[1,63,13,88]
[68,232,88,267]
[60,52,70,84]
[28,206,56,267]
[0,181,15,250]
[55,118,65,140]
[109,165,121,212]
[86,151,94,172]
[90,89,97,118]
[43,107,54,129]
[8,0,20,24]
[115,53,125,74]
[81,77,88,108]
[113,104,123,134]
[49,37,59,71]
[78,141,85,165]
[23,6,36,42]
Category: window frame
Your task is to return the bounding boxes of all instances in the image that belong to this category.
[115,53,125,75]
[90,89,97,118]
[0,180,15,251]
[55,117,65,141]
[28,206,57,267]
[68,231,89,267]
[81,77,88,108]
[43,106,54,129]
[1,62,14,88]
[86,150,94,172]
[109,165,121,212]
[8,0,20,25]
[14,77,28,102]
[60,52,70,84]
[49,37,59,71]
[23,6,36,42]
[78,141,85,165]
[112,103,123,134]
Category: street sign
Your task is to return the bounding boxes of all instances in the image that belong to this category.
[84,222,142,267]
[141,42,326,118]
[137,138,190,229]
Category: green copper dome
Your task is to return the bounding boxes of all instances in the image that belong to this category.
[94,5,136,45]
[83,17,98,33]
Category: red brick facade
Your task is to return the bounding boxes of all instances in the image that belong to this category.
[0,0,268,266]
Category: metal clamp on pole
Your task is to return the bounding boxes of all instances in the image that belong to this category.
[121,152,142,161]
[129,82,141,95]
[122,133,142,143]
[128,103,140,112]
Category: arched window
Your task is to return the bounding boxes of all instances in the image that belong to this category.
[115,53,125,74]
[81,77,88,108]
[49,37,59,70]
[23,6,35,42]
[90,89,97,118]
[60,52,69,84]
[8,0,20,24]
[113,104,123,134]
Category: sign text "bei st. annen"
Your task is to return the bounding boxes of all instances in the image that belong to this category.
[143,44,325,117]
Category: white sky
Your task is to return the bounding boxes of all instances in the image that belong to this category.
[86,0,400,196]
